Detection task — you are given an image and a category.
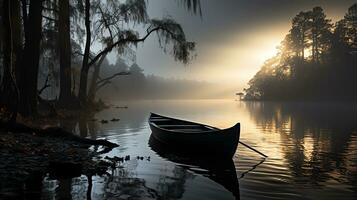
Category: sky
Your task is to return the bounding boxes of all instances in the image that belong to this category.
[109,0,356,94]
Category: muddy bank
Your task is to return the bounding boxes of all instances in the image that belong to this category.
[0,123,119,199]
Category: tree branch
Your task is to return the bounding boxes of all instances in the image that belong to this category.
[72,51,95,64]
[21,0,28,32]
[42,15,57,22]
[96,71,130,86]
[98,5,114,39]
[96,71,130,92]
[38,74,51,95]
[88,26,165,67]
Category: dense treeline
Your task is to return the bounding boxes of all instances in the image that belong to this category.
[244,4,357,101]
[90,59,223,100]
[0,0,201,120]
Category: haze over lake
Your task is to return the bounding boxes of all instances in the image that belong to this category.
[1,1,356,199]
[44,100,357,200]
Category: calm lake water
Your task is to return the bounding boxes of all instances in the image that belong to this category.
[43,100,357,200]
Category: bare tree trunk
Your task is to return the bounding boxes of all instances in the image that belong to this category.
[316,35,319,62]
[58,0,72,104]
[1,0,21,122]
[1,0,21,89]
[88,54,106,103]
[1,0,11,89]
[311,28,315,62]
[19,0,43,116]
[78,0,91,106]
[301,26,305,61]
[12,0,23,87]
[17,0,27,92]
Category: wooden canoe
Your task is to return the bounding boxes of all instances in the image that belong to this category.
[149,113,240,158]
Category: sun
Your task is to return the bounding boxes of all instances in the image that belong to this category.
[256,39,281,63]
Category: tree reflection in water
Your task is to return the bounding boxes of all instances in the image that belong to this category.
[91,150,196,200]
[50,115,241,199]
[35,101,357,199]
[245,102,357,192]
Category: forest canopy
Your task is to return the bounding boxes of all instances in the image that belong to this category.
[244,4,357,101]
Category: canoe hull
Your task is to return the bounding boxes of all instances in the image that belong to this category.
[149,113,240,158]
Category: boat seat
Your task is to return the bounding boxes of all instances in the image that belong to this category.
[160,125,202,128]
[150,119,171,122]
[150,117,163,119]
[171,129,209,132]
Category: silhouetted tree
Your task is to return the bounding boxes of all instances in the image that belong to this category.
[18,0,44,116]
[87,54,108,102]
[310,7,332,63]
[77,0,197,105]
[58,0,73,104]
[245,4,356,101]
[343,4,357,53]
[290,11,311,61]
[0,0,22,121]
[0,0,202,118]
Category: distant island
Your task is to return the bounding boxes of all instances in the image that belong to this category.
[244,4,357,101]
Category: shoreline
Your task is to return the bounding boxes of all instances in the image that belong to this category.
[0,120,119,199]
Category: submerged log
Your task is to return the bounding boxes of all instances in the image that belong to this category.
[0,121,119,148]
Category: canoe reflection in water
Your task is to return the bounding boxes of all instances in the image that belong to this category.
[149,135,240,200]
